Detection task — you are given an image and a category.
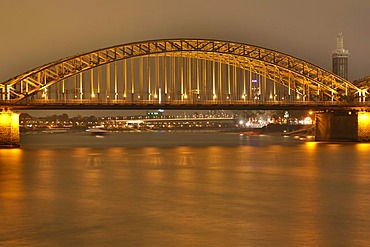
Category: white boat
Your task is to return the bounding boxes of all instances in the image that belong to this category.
[86,126,109,136]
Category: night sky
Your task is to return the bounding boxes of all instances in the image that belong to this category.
[1,0,369,116]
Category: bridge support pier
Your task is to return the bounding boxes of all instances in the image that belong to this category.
[0,110,20,148]
[315,111,370,142]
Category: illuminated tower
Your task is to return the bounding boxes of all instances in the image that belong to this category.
[332,32,349,80]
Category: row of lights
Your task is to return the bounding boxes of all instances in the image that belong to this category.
[42,89,307,101]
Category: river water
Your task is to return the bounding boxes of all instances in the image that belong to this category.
[1,131,370,246]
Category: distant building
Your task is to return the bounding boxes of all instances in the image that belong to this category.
[146,110,164,118]
[332,32,349,80]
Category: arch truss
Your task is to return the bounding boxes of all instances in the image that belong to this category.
[0,39,362,108]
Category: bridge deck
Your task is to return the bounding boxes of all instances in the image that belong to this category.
[1,99,369,111]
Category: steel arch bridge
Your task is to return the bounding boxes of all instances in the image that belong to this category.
[0,39,365,110]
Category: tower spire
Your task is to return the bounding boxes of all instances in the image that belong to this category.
[332,32,349,80]
[337,32,344,51]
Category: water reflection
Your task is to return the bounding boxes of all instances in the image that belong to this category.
[2,134,370,246]
[0,149,24,212]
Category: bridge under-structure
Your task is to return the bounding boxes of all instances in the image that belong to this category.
[1,38,370,147]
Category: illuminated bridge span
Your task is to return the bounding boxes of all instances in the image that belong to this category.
[2,39,370,147]
[0,39,367,111]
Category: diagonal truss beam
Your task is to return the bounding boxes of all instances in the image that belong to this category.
[0,39,360,102]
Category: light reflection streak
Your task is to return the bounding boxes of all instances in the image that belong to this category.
[34,149,56,170]
[353,143,370,184]
[142,147,163,166]
[174,146,196,167]
[0,148,25,230]
[205,146,224,167]
[352,143,370,244]
[0,149,24,200]
[72,147,91,158]
[204,146,226,186]
[355,143,370,153]
[305,141,318,151]
[32,149,57,201]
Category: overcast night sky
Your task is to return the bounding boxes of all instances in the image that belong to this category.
[1,0,369,116]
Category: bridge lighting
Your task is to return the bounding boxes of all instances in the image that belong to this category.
[309,111,313,115]
[303,117,313,125]
[0,110,20,147]
[213,94,217,99]
[123,94,127,99]
[358,112,370,136]
[297,95,300,100]
[91,93,95,98]
[242,94,246,99]
[1,39,363,106]
[184,94,188,99]
[358,112,370,122]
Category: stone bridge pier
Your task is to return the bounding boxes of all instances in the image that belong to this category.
[315,111,370,142]
[0,110,20,148]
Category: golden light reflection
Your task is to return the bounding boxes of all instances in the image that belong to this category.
[72,147,90,157]
[0,148,24,202]
[0,147,23,158]
[0,148,25,225]
[34,149,56,170]
[142,147,162,166]
[206,146,224,166]
[81,153,104,201]
[305,141,317,151]
[301,141,319,179]
[108,147,125,155]
[233,146,256,174]
[175,146,195,166]
[204,146,225,182]
[33,150,57,201]
[85,153,103,169]
[355,143,370,152]
[352,141,370,186]
[143,147,160,155]
[107,147,128,164]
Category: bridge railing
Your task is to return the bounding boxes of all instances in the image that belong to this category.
[2,99,370,108]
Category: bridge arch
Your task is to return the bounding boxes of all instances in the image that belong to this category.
[0,39,361,106]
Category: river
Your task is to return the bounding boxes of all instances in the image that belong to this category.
[1,131,370,246]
